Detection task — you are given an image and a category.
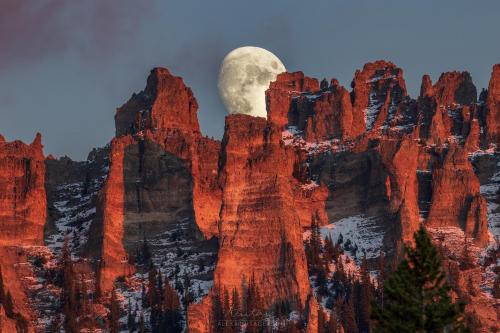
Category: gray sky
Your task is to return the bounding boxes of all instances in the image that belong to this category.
[1,0,499,160]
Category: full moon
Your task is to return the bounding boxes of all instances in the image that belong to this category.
[218,46,286,118]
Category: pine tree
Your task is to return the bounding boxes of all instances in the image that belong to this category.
[327,312,338,333]
[493,276,500,299]
[127,299,136,333]
[357,256,372,333]
[139,312,146,333]
[211,285,224,333]
[60,234,80,332]
[317,309,327,333]
[230,288,241,332]
[376,251,386,308]
[109,288,121,333]
[342,296,359,333]
[141,236,152,265]
[372,226,469,333]
[246,275,264,333]
[161,278,182,333]
[4,291,14,317]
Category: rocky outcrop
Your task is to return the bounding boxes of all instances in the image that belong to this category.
[417,72,479,147]
[378,137,420,244]
[351,60,408,132]
[93,68,221,295]
[0,134,47,332]
[0,134,46,245]
[1,61,498,332]
[216,115,310,305]
[266,71,319,129]
[115,68,200,137]
[483,64,500,147]
[188,114,313,332]
[426,145,489,245]
[93,136,136,293]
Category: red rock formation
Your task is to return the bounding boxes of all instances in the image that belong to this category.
[417,72,478,146]
[115,68,200,137]
[94,68,221,295]
[0,134,46,332]
[189,114,314,332]
[268,72,364,141]
[0,305,17,332]
[216,115,310,305]
[378,137,420,244]
[266,71,319,129]
[426,144,488,245]
[428,71,477,106]
[351,60,407,132]
[0,134,46,245]
[95,136,136,294]
[484,64,500,147]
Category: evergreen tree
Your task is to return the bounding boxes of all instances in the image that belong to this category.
[342,296,359,333]
[493,276,500,299]
[60,234,80,332]
[230,288,241,332]
[317,309,326,333]
[127,299,136,332]
[372,226,469,333]
[357,256,372,333]
[4,291,14,317]
[160,278,182,333]
[141,236,152,265]
[139,312,146,333]
[211,285,224,333]
[327,312,338,333]
[109,288,121,333]
[376,251,386,308]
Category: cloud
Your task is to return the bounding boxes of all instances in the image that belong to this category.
[0,0,153,71]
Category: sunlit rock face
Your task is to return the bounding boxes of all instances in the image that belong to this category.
[483,64,500,147]
[0,133,46,245]
[215,114,311,306]
[92,68,221,295]
[0,61,499,333]
[351,60,408,132]
[417,71,480,148]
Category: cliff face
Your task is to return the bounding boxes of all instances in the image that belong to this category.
[351,60,408,132]
[0,134,46,245]
[216,115,310,305]
[426,145,489,245]
[0,134,46,332]
[93,68,220,295]
[0,61,499,332]
[188,114,313,332]
[417,72,480,148]
[115,67,200,137]
[484,64,500,147]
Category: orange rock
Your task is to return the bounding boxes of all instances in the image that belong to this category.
[484,64,500,148]
[426,144,488,245]
[417,71,479,146]
[215,114,310,306]
[115,68,200,136]
[95,136,136,294]
[94,68,222,295]
[351,60,407,132]
[378,137,420,244]
[0,133,46,245]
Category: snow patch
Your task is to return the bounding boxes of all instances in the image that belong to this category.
[320,215,385,260]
